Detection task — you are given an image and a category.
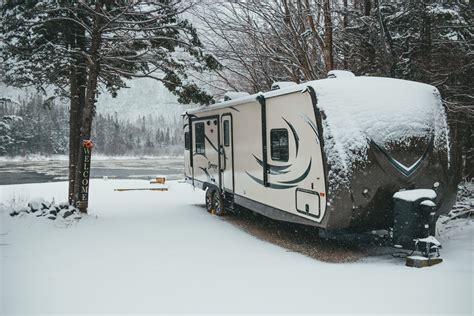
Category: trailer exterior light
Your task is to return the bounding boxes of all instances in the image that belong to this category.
[433,182,440,188]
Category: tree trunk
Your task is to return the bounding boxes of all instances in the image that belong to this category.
[67,14,86,206]
[282,0,314,80]
[364,0,372,16]
[343,0,348,69]
[374,0,394,76]
[304,0,329,76]
[420,1,432,80]
[72,28,86,207]
[68,65,80,205]
[74,1,104,213]
[323,0,334,72]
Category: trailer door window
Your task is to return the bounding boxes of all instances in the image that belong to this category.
[195,122,205,154]
[184,132,190,150]
[223,120,230,147]
[270,129,289,162]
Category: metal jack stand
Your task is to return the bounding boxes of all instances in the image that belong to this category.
[392,190,444,268]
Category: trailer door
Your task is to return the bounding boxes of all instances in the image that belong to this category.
[220,114,234,192]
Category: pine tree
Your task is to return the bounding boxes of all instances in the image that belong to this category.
[1,0,220,211]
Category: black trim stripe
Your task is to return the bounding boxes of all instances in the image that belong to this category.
[204,134,219,152]
[278,158,312,184]
[199,167,213,183]
[229,106,240,112]
[257,95,269,187]
[246,172,297,189]
[253,154,291,175]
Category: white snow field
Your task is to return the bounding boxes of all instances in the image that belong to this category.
[0,180,472,315]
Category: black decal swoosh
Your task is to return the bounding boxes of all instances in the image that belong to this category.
[282,117,299,157]
[199,167,213,182]
[300,113,320,143]
[205,135,218,152]
[278,158,312,184]
[246,172,297,189]
[230,106,240,112]
[253,154,291,175]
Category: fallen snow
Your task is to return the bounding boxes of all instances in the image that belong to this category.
[0,180,472,314]
[393,189,437,202]
[416,235,442,247]
[420,200,437,207]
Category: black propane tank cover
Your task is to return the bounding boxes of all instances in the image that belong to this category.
[392,189,437,250]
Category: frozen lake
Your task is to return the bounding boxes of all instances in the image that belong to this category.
[0,157,184,185]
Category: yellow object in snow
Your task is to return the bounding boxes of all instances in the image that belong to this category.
[150,176,166,184]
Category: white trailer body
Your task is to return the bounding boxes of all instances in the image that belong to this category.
[183,75,455,231]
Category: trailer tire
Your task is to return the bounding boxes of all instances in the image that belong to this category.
[205,188,215,214]
[213,191,226,216]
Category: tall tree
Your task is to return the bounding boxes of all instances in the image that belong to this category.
[1,0,220,212]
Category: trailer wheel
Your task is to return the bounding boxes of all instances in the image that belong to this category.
[205,188,215,214]
[213,191,226,216]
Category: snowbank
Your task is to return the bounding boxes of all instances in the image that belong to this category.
[0,180,472,314]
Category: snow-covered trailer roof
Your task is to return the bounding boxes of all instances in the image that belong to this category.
[306,77,449,189]
[186,76,449,190]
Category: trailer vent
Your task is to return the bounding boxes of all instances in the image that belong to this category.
[327,70,355,79]
[271,81,297,90]
[223,91,250,101]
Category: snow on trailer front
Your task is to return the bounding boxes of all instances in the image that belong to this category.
[183,71,458,265]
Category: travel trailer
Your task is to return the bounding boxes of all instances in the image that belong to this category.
[183,71,457,251]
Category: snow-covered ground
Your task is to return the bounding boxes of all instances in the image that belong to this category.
[0,180,472,315]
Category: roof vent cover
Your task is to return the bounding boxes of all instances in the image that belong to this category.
[271,81,297,90]
[327,70,356,79]
[223,91,250,101]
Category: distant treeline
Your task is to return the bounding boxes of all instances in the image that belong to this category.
[0,95,183,157]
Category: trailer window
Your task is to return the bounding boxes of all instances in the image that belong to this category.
[195,122,205,154]
[184,132,190,150]
[223,120,230,147]
[270,129,289,162]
